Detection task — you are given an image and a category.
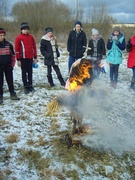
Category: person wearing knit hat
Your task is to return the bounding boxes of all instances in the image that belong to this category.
[106,26,125,89]
[20,22,30,30]
[0,28,6,35]
[45,27,53,34]
[40,27,65,87]
[74,20,82,28]
[92,28,99,36]
[0,28,20,103]
[87,28,106,78]
[67,20,87,72]
[14,22,37,94]
[113,26,121,33]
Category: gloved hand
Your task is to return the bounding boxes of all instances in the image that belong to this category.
[112,36,118,41]
[109,35,113,41]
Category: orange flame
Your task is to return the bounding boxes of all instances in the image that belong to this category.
[68,59,93,92]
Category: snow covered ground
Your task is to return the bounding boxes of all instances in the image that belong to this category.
[0,46,135,180]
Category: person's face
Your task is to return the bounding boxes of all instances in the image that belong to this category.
[0,33,5,42]
[47,32,53,38]
[113,31,119,36]
[75,24,81,32]
[21,28,29,34]
[93,34,98,39]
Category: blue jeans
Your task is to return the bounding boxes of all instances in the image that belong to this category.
[68,56,78,72]
[93,61,101,78]
[132,66,135,78]
[110,64,119,82]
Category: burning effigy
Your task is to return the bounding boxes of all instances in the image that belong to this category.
[45,57,94,145]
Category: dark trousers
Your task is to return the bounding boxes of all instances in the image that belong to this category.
[21,59,33,87]
[0,65,14,95]
[47,65,62,77]
[110,64,119,82]
[132,66,135,78]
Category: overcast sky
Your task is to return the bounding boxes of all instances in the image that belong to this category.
[9,0,135,23]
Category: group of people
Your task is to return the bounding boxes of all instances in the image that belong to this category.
[0,22,66,104]
[67,21,135,90]
[0,20,135,104]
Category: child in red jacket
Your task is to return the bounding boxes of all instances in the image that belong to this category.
[0,28,20,104]
[127,35,135,91]
[15,22,37,94]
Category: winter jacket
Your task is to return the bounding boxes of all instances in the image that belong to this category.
[0,39,15,67]
[67,29,87,58]
[40,34,60,66]
[87,35,106,60]
[15,33,37,60]
[106,32,125,64]
[127,35,135,68]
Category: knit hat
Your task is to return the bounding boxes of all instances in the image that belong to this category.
[0,28,6,35]
[92,28,99,35]
[20,22,30,30]
[113,26,121,33]
[45,27,53,34]
[74,21,82,27]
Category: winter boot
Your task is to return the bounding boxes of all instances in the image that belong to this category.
[0,94,3,104]
[58,75,65,86]
[113,81,117,89]
[47,75,55,87]
[10,92,20,100]
[24,86,30,94]
[110,80,114,87]
[28,85,35,92]
[130,78,135,91]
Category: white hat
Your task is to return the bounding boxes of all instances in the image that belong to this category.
[92,28,99,35]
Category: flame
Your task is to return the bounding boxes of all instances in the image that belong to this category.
[68,59,93,91]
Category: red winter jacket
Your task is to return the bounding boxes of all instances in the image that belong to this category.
[15,33,37,60]
[127,36,135,68]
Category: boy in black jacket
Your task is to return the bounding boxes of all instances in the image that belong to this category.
[0,28,20,104]
[67,21,87,72]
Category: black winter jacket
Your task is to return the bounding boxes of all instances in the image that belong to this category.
[40,35,59,66]
[0,40,15,67]
[87,36,106,60]
[67,29,87,58]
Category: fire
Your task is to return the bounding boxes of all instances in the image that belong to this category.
[67,59,93,91]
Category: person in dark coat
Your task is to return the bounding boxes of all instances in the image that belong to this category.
[0,28,20,104]
[87,28,106,78]
[126,34,135,91]
[40,27,65,87]
[67,21,87,72]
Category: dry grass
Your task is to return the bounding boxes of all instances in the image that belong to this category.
[0,119,10,127]
[5,133,19,143]
[18,148,51,172]
[0,169,12,180]
[50,132,135,179]
[27,139,35,146]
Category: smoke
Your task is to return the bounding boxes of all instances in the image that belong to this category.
[59,82,135,155]
[75,86,135,155]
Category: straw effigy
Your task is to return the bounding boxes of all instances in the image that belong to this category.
[45,97,61,116]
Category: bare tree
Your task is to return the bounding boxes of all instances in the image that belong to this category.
[12,0,72,33]
[0,0,7,19]
[84,1,117,41]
